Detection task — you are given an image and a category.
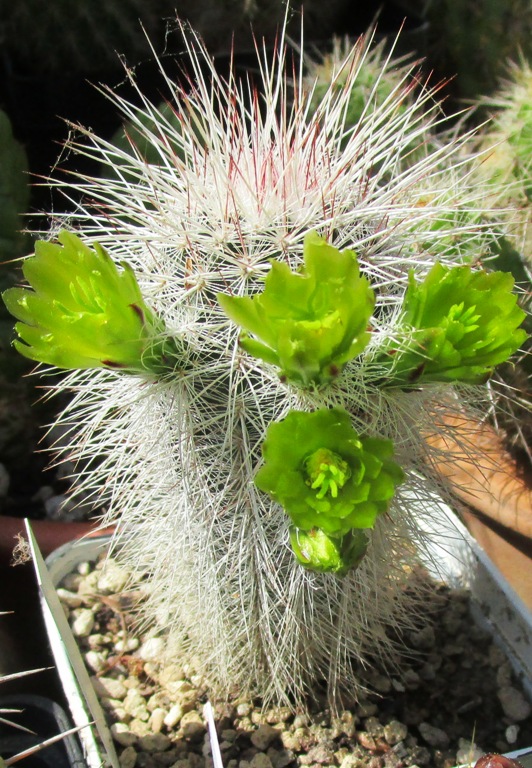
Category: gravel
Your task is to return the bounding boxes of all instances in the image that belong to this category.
[56,554,532,768]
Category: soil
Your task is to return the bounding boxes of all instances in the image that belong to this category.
[55,551,532,768]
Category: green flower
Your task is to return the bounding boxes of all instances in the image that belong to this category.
[255,408,404,537]
[217,231,375,386]
[290,527,369,576]
[2,230,178,374]
[381,262,527,385]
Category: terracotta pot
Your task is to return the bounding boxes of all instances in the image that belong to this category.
[424,412,532,609]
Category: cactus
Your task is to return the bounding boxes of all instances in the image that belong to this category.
[3,23,526,707]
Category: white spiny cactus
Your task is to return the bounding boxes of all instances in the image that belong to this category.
[10,23,527,707]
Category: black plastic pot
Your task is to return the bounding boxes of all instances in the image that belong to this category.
[0,693,85,768]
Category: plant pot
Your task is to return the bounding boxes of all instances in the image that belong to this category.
[0,693,86,768]
[34,504,532,768]
[424,412,532,609]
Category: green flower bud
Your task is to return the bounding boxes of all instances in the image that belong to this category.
[290,527,369,576]
[217,231,375,386]
[255,407,404,537]
[382,262,527,385]
[2,230,178,374]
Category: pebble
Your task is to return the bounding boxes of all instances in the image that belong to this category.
[55,552,532,768]
[139,637,166,662]
[119,745,138,768]
[164,704,185,728]
[250,725,280,750]
[71,608,95,637]
[85,650,108,673]
[268,748,294,768]
[418,722,450,749]
[497,686,532,722]
[124,689,150,721]
[384,721,408,745]
[149,708,167,734]
[409,626,436,650]
[137,734,172,753]
[97,561,130,594]
[180,711,206,740]
[92,676,128,700]
[300,742,336,765]
[112,723,138,747]
[56,587,84,608]
[248,754,273,768]
[456,739,484,765]
[340,757,364,768]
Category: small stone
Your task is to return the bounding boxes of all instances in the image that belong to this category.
[149,708,167,733]
[128,719,151,738]
[119,745,138,768]
[137,733,172,752]
[292,714,310,729]
[496,663,513,689]
[71,608,95,637]
[409,626,436,650]
[251,724,280,750]
[498,686,532,722]
[340,756,364,768]
[365,718,384,738]
[92,676,128,700]
[115,637,140,653]
[77,561,92,576]
[356,701,378,718]
[267,748,295,768]
[112,723,138,747]
[97,561,130,594]
[87,633,108,648]
[124,689,149,721]
[249,755,274,768]
[164,704,185,728]
[505,725,520,745]
[331,711,356,738]
[403,669,421,690]
[418,722,449,749]
[304,742,336,764]
[78,570,101,594]
[236,702,252,717]
[280,732,302,752]
[180,710,206,740]
[408,746,431,766]
[139,637,166,662]
[56,588,84,608]
[265,707,292,724]
[456,739,484,765]
[84,650,107,673]
[384,721,408,746]
[61,572,84,591]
